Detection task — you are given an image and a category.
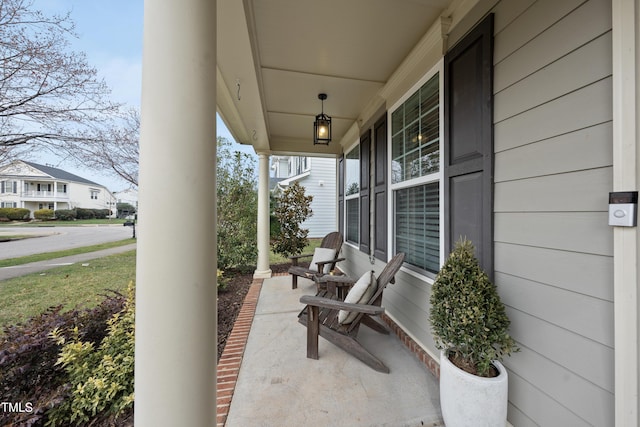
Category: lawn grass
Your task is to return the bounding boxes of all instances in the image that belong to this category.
[0,237,320,330]
[269,238,322,264]
[0,238,136,268]
[0,250,136,328]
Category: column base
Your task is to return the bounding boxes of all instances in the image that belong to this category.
[253,268,272,279]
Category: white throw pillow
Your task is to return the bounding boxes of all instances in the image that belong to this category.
[309,247,336,274]
[338,271,377,324]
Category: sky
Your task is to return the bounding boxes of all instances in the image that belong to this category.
[30,0,254,192]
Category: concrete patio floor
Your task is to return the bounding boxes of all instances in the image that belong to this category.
[221,274,443,427]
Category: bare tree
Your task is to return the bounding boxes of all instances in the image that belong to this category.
[0,0,118,149]
[64,108,140,186]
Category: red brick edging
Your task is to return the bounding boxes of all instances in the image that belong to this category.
[215,273,440,426]
[216,277,263,427]
[382,313,440,379]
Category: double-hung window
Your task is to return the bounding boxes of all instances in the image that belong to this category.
[390,67,442,276]
[344,144,360,245]
[1,181,17,194]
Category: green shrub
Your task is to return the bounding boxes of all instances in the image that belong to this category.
[429,239,518,377]
[74,208,95,220]
[93,209,111,219]
[10,208,30,220]
[116,203,136,218]
[34,208,55,220]
[217,269,228,291]
[0,207,10,220]
[48,283,135,426]
[0,292,126,426]
[0,207,30,221]
[54,209,77,221]
[217,137,258,270]
[271,181,313,258]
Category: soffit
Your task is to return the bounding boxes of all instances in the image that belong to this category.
[217,0,452,156]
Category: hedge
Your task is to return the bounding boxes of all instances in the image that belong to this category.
[34,209,55,220]
[0,207,30,221]
[74,208,95,220]
[54,209,77,221]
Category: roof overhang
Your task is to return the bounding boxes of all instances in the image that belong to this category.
[217,0,475,157]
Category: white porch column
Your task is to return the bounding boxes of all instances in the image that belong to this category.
[254,151,272,278]
[135,1,217,426]
[612,0,639,425]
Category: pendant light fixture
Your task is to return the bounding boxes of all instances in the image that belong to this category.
[313,93,331,145]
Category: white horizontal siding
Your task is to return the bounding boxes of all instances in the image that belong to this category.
[491,0,614,425]
[299,158,337,238]
[493,0,610,92]
[495,212,612,256]
[340,1,615,425]
[506,345,614,426]
[505,307,614,392]
[494,77,613,152]
[494,243,612,300]
[497,272,613,348]
[494,31,612,123]
[495,168,611,212]
[495,122,613,182]
[508,370,598,427]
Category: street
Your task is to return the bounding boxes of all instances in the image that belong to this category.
[0,225,134,260]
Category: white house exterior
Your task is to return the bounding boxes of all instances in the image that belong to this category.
[135,1,640,426]
[0,160,116,216]
[272,155,336,238]
[112,188,138,208]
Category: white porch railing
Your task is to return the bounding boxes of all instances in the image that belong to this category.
[22,191,69,199]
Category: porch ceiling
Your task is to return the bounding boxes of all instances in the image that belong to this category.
[217,0,453,157]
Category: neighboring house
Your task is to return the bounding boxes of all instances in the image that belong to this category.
[135,2,640,426]
[271,155,336,238]
[112,187,138,207]
[0,160,116,217]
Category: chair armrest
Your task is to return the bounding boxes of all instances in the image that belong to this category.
[300,295,384,315]
[316,274,356,285]
[289,253,313,266]
[314,257,346,271]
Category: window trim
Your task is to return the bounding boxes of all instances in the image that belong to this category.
[344,140,360,247]
[387,60,445,279]
[1,180,17,194]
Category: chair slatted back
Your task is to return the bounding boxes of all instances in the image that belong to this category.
[344,252,406,334]
[321,231,343,252]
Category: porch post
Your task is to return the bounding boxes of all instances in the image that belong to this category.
[135,1,217,426]
[612,0,639,425]
[254,151,272,278]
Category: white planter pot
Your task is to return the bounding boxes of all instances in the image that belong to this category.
[439,350,508,427]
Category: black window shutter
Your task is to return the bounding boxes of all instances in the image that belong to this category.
[444,14,494,278]
[359,130,371,254]
[373,114,388,261]
[338,155,344,236]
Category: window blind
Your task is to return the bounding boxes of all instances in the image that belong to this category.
[346,198,359,244]
[395,182,439,273]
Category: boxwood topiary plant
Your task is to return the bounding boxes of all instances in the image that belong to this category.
[429,238,518,377]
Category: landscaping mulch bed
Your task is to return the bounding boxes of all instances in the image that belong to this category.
[217,262,293,361]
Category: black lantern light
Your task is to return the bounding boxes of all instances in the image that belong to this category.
[313,93,331,145]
